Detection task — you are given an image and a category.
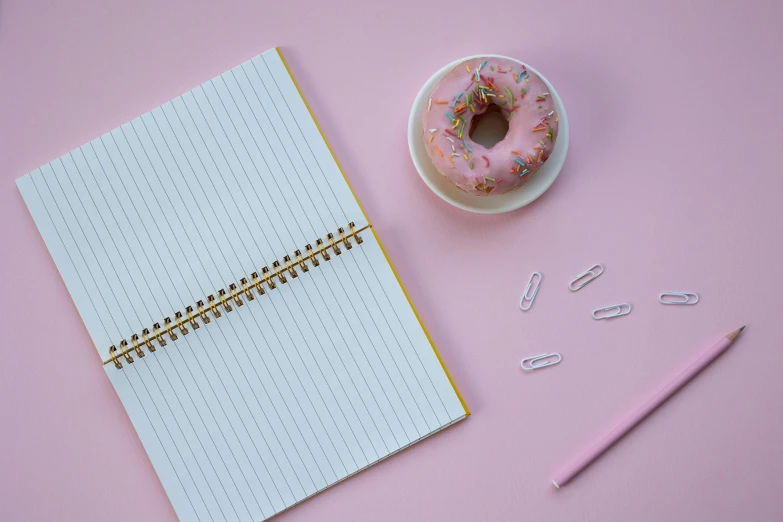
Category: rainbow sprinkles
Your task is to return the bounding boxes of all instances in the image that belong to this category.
[422,57,559,195]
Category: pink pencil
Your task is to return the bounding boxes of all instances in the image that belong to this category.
[552,326,746,488]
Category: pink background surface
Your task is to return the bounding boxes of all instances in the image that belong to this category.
[1,1,782,521]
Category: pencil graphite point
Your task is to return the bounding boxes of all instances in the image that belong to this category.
[740,325,746,332]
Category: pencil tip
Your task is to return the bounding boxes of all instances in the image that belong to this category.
[727,326,746,342]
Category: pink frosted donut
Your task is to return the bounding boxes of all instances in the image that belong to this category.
[421,57,559,195]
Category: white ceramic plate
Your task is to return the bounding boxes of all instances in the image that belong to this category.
[408,54,570,214]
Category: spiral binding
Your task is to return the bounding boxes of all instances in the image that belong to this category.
[105,222,369,369]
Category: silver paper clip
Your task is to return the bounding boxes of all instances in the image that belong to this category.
[592,303,632,320]
[521,353,562,371]
[519,272,542,311]
[659,292,699,305]
[568,264,604,291]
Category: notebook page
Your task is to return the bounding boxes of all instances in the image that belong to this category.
[17,48,466,522]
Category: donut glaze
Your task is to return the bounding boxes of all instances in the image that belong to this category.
[421,58,558,195]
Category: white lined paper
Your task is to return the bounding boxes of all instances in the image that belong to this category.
[17,48,466,522]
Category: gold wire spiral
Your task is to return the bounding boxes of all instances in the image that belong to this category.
[105,223,370,368]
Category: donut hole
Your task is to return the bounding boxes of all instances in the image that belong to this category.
[468,104,509,149]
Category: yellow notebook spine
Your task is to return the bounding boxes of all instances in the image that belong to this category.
[105,222,368,369]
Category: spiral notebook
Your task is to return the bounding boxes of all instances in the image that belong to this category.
[17,47,469,522]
